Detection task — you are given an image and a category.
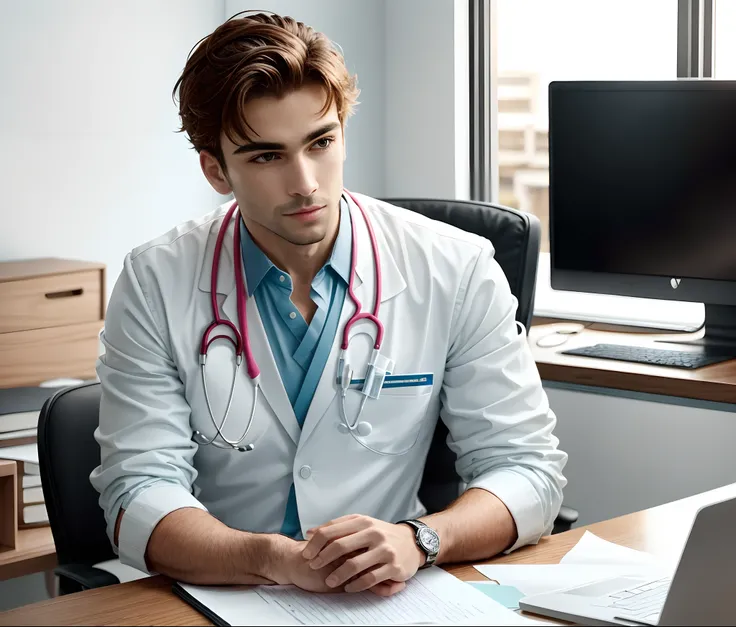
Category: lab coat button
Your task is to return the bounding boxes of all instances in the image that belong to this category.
[299,465,312,479]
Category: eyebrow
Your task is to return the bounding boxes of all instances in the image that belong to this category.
[233,122,340,155]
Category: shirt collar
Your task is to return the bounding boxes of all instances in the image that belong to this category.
[239,220,274,297]
[239,195,352,296]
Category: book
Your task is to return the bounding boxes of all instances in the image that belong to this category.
[22,486,44,504]
[22,462,40,475]
[23,503,48,525]
[0,386,57,446]
[22,474,42,488]
[0,386,58,416]
[0,411,39,434]
[0,428,37,448]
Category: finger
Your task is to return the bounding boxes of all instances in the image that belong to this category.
[305,514,362,538]
[309,529,375,570]
[302,518,369,560]
[368,580,407,597]
[326,549,386,589]
[343,564,398,594]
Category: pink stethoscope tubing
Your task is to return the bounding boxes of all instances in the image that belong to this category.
[194,189,383,452]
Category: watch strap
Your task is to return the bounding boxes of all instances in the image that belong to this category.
[399,519,427,532]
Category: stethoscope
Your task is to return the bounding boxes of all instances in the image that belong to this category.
[193,190,389,453]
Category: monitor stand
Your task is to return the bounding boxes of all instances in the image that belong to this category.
[656,304,736,355]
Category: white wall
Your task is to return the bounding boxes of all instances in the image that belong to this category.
[548,386,736,527]
[384,0,470,199]
[0,0,228,300]
[224,0,387,199]
[0,0,468,303]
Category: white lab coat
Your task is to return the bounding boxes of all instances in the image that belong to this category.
[90,192,567,574]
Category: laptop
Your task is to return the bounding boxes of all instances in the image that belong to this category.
[519,493,736,626]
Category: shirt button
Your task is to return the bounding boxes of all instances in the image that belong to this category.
[289,311,297,320]
[299,465,312,479]
[279,275,285,282]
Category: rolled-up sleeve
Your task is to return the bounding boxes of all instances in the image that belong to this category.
[440,243,568,552]
[90,253,206,574]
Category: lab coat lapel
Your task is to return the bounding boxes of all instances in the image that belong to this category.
[299,194,406,447]
[201,210,301,446]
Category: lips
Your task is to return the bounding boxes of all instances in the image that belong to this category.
[287,205,324,216]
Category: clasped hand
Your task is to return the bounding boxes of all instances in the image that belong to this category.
[285,514,426,596]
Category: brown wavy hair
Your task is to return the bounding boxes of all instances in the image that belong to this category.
[173,10,360,169]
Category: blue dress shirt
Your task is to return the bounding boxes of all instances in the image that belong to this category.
[239,200,351,538]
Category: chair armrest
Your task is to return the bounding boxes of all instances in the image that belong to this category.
[54,563,120,594]
[552,505,579,535]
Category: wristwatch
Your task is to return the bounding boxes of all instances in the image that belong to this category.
[397,519,440,569]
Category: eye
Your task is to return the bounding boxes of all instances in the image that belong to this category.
[252,152,279,164]
[313,137,334,150]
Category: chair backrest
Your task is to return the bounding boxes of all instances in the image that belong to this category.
[38,382,114,567]
[382,198,541,513]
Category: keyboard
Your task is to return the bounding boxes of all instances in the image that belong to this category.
[562,343,734,369]
[609,577,671,624]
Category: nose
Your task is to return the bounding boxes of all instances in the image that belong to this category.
[287,154,318,198]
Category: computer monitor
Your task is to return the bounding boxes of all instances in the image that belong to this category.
[548,80,736,349]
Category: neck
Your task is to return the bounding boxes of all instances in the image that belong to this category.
[243,210,340,286]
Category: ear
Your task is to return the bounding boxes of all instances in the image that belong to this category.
[200,151,233,195]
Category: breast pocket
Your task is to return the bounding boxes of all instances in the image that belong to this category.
[340,384,435,456]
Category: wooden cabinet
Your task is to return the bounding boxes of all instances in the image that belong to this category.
[0,259,106,388]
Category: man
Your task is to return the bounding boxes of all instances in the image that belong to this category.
[91,11,567,597]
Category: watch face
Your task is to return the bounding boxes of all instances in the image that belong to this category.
[418,527,440,554]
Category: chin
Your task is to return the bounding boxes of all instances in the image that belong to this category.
[282,227,328,247]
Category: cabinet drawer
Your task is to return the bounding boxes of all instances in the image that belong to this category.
[0,321,102,388]
[0,270,103,333]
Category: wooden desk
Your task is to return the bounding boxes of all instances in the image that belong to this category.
[3,482,733,626]
[529,320,736,404]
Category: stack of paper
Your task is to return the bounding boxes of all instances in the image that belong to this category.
[471,531,670,607]
[0,443,48,526]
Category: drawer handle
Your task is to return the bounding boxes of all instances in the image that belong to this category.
[45,288,84,299]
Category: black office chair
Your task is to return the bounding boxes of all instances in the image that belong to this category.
[382,198,577,533]
[38,382,120,594]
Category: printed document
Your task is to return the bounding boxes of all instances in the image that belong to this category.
[178,566,546,625]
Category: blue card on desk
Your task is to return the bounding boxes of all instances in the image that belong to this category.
[467,581,525,610]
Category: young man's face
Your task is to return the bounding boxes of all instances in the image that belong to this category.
[202,83,346,247]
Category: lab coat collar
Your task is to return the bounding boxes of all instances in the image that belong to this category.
[196,204,302,445]
[347,191,406,303]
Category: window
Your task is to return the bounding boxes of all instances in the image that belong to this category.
[490,0,713,330]
[715,0,736,78]
[495,0,678,253]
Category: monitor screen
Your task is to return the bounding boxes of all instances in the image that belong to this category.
[549,82,736,283]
